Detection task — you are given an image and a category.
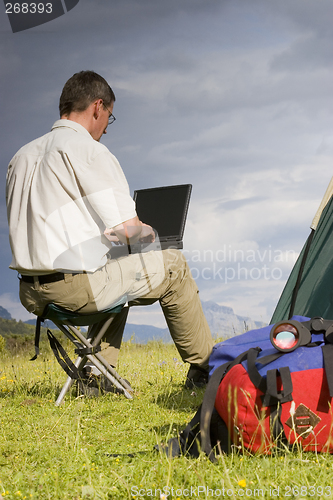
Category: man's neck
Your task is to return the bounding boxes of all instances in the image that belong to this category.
[61,111,92,133]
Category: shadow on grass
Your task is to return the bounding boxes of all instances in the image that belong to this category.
[154,386,205,412]
[150,422,184,435]
[0,379,63,399]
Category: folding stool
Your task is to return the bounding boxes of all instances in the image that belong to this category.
[34,303,133,405]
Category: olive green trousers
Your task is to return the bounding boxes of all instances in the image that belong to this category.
[19,249,213,369]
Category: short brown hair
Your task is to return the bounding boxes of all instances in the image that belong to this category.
[59,71,116,117]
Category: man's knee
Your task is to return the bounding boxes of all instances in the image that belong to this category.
[162,248,190,277]
[161,249,199,299]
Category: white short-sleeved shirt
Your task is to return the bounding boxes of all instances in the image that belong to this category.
[6,119,137,274]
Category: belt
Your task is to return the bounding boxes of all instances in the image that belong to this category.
[20,272,83,285]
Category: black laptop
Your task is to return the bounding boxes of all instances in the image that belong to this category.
[109,184,192,257]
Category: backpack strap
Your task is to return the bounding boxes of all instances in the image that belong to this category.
[321,344,333,397]
[158,350,251,461]
[201,347,293,460]
[155,405,202,458]
[155,404,231,459]
[247,348,293,451]
[247,348,293,406]
[160,346,298,460]
[200,350,252,462]
[270,404,289,451]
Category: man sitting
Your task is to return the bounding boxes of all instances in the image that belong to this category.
[6,70,213,391]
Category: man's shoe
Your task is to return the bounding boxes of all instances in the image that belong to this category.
[77,377,100,397]
[185,365,209,389]
[76,364,132,397]
[100,374,132,394]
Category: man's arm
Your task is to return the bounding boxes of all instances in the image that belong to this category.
[104,216,155,245]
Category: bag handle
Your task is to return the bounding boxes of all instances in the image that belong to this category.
[247,348,293,405]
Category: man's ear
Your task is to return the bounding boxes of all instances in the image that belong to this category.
[93,99,103,119]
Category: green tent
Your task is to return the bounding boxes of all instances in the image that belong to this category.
[271,178,333,323]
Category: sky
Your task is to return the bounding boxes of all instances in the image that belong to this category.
[1,0,333,328]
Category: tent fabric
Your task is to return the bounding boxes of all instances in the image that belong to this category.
[271,194,333,323]
[311,176,333,230]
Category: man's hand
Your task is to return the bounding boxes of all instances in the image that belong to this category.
[139,223,155,243]
[104,217,156,245]
[104,228,122,244]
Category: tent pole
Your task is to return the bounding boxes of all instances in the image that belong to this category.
[288,229,315,319]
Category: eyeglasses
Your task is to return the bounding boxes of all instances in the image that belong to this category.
[102,102,116,125]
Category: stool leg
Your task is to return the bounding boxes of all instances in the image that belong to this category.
[55,355,86,406]
[66,320,133,393]
[85,353,133,399]
[54,317,133,403]
[55,327,99,406]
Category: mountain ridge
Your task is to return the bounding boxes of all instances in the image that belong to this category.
[0,300,266,343]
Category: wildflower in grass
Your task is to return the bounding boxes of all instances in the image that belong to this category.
[238,480,246,488]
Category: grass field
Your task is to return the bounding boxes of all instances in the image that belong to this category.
[1,336,333,500]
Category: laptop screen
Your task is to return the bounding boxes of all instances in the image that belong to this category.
[133,184,192,240]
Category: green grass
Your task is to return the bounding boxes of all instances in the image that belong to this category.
[1,338,333,500]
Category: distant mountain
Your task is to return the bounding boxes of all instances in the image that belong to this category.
[0,306,11,320]
[123,323,170,343]
[201,300,266,338]
[25,318,57,329]
[123,300,266,343]
[0,300,266,343]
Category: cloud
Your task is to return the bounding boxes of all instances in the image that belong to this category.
[217,196,267,212]
[127,302,167,329]
[271,34,333,72]
[197,278,288,325]
[270,0,333,38]
[0,293,35,321]
[1,0,333,325]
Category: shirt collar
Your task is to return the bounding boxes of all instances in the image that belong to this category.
[51,119,92,138]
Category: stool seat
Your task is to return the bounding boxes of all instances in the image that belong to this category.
[42,303,124,326]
